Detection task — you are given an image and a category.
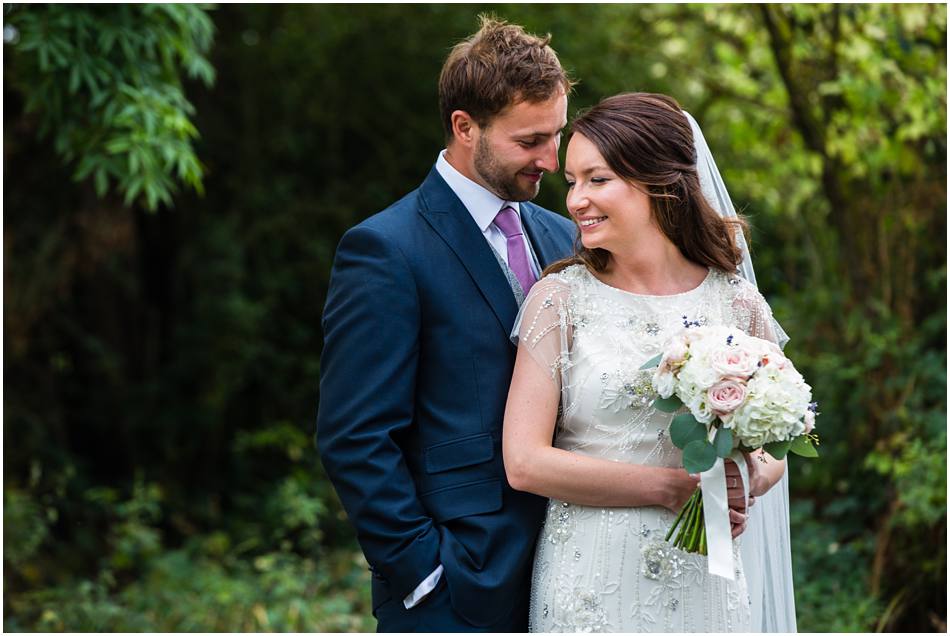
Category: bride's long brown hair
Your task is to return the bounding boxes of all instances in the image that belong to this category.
[545,92,748,276]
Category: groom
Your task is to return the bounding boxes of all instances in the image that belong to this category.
[316,17,576,633]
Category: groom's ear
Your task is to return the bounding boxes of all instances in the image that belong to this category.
[449,110,478,147]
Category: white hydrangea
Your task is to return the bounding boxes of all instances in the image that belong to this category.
[729,361,812,448]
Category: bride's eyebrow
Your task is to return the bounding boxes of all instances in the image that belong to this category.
[568,164,611,177]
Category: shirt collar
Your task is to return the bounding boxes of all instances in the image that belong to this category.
[436,150,520,231]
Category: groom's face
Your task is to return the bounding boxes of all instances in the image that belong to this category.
[472,89,568,202]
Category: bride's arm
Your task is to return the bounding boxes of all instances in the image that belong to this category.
[502,344,699,512]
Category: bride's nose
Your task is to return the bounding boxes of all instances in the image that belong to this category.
[566,186,588,216]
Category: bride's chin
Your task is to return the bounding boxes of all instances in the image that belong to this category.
[580,237,603,251]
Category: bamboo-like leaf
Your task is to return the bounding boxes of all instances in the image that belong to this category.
[789,435,819,458]
[763,439,793,460]
[639,353,663,370]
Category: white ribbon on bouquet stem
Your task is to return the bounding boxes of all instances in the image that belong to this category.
[699,439,748,580]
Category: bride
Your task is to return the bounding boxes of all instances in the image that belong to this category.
[502,92,796,632]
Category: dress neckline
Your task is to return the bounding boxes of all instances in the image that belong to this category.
[585,266,714,300]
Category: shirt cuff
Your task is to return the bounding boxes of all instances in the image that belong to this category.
[402,564,444,609]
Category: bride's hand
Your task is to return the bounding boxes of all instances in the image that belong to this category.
[661,468,700,512]
[725,458,754,513]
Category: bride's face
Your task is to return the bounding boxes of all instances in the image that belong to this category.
[564,133,653,253]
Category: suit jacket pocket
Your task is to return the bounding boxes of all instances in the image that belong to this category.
[424,432,494,474]
[419,478,502,523]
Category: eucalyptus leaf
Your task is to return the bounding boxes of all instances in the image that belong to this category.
[653,395,682,413]
[669,413,706,449]
[713,427,734,459]
[683,440,718,474]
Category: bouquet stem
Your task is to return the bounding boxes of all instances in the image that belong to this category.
[665,488,707,555]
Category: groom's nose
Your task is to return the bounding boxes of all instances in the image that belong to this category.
[534,137,560,174]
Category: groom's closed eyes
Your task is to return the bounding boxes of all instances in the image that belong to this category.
[516,129,564,148]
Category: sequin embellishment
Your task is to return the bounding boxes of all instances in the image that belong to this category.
[640,541,684,582]
[546,500,575,544]
[599,369,657,412]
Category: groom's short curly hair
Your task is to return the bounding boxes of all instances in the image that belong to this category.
[439,16,574,139]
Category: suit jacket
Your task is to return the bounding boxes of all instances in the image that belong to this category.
[316,166,575,627]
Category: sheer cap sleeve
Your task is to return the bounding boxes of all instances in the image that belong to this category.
[510,275,573,390]
[729,277,789,348]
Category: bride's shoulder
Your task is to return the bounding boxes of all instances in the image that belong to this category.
[525,264,589,307]
[710,269,762,301]
[545,263,592,286]
[711,269,775,326]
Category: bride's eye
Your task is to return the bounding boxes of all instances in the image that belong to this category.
[565,180,575,188]
[591,177,610,184]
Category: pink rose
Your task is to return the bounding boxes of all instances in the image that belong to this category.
[707,379,748,417]
[710,347,759,379]
[804,409,816,434]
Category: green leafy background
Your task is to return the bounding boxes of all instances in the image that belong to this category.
[4,4,946,632]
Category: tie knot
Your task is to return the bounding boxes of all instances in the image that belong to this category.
[493,206,523,238]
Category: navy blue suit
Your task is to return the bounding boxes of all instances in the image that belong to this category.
[317,166,575,631]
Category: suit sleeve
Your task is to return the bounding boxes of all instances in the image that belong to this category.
[316,224,439,601]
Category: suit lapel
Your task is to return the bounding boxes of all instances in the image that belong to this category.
[522,203,572,269]
[418,168,519,335]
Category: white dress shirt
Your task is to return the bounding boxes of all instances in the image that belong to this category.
[435,150,542,279]
[401,153,543,610]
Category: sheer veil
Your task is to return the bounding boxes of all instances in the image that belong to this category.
[684,111,798,632]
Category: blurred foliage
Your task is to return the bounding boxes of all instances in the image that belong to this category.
[3,4,946,632]
[4,4,214,210]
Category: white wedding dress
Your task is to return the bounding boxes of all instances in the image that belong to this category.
[513,263,781,633]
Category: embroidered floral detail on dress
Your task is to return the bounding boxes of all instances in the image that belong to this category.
[645,322,661,336]
[572,590,610,632]
[551,585,611,633]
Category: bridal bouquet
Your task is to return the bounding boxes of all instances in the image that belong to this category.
[641,325,819,556]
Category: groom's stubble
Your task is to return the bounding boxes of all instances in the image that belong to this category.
[473,132,542,203]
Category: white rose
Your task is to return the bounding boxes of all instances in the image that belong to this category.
[652,369,676,399]
[710,347,760,380]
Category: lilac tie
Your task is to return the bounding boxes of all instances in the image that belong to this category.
[493,205,538,295]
